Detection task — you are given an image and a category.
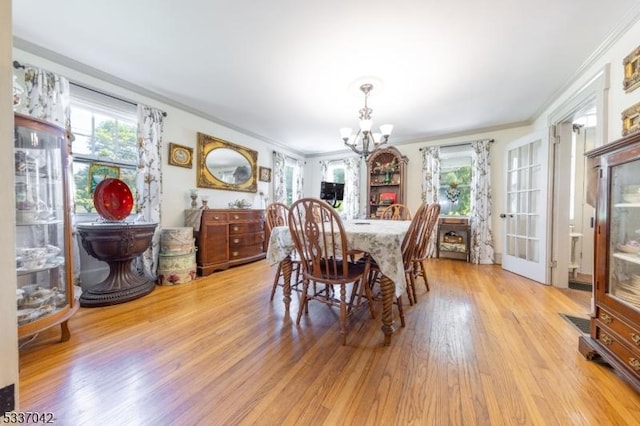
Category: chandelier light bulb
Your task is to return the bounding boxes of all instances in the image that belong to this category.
[380,124,393,137]
[340,127,353,141]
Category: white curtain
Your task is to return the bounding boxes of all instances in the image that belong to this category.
[135,104,165,278]
[470,139,495,264]
[293,158,304,202]
[421,146,440,257]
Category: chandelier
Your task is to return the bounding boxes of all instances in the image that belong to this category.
[340,83,393,159]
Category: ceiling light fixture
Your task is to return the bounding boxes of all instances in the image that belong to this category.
[340,83,393,159]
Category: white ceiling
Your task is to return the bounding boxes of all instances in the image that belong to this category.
[11,0,640,156]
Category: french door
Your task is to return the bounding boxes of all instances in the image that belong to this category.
[501,131,550,284]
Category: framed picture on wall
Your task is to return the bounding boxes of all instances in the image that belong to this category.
[168,143,193,168]
[623,46,640,92]
[622,101,640,136]
[259,166,272,182]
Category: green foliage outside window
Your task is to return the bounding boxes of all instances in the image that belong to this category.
[439,166,471,216]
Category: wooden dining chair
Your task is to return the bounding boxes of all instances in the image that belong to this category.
[366,202,429,326]
[411,203,441,296]
[380,203,412,220]
[265,202,301,301]
[288,197,375,345]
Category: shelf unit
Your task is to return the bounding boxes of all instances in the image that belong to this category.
[14,113,78,342]
[366,147,408,219]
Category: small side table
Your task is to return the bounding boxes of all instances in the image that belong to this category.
[436,217,470,262]
[569,232,582,279]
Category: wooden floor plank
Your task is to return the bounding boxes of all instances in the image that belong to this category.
[17,258,640,425]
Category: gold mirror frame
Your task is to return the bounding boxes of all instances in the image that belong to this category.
[197,132,258,193]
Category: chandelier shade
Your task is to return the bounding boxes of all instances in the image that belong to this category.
[340,83,393,159]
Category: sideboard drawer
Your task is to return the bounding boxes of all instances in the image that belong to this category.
[229,244,264,260]
[203,211,228,222]
[597,307,640,356]
[229,232,265,247]
[230,222,265,235]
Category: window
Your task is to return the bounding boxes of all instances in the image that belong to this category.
[284,157,303,205]
[438,145,472,216]
[69,85,138,214]
[326,161,345,212]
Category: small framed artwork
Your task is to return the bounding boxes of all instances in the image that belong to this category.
[168,143,193,168]
[624,46,640,92]
[259,166,272,182]
[87,163,120,194]
[622,101,640,136]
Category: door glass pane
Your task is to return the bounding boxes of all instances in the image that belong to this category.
[528,239,539,262]
[517,237,527,259]
[507,236,515,256]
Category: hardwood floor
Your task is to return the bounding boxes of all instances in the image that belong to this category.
[18,259,640,425]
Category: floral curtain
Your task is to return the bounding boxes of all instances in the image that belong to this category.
[134,104,165,278]
[293,157,304,201]
[272,151,287,204]
[421,146,440,257]
[343,157,360,220]
[470,139,495,264]
[12,61,70,128]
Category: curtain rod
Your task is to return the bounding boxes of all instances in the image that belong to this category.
[419,138,494,151]
[14,60,167,117]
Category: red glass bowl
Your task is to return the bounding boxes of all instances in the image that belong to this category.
[93,178,134,221]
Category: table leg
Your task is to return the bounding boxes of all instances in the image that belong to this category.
[379,274,396,346]
[281,255,293,313]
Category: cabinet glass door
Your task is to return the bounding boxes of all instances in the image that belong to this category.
[609,159,640,308]
[15,116,70,327]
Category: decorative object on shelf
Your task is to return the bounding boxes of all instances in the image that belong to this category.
[201,195,209,209]
[189,188,198,208]
[168,142,193,168]
[197,132,258,193]
[228,198,252,209]
[93,178,134,221]
[340,83,393,159]
[622,101,640,136]
[623,45,640,93]
[87,162,120,194]
[446,182,461,204]
[259,166,272,182]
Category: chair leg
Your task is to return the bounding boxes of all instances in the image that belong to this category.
[339,284,348,345]
[296,279,310,325]
[406,271,417,305]
[419,260,430,292]
[363,278,376,319]
[270,262,283,301]
[396,296,405,327]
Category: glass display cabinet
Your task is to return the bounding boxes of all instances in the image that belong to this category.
[580,131,640,392]
[14,113,78,342]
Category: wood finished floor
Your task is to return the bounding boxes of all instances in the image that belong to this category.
[18,259,640,425]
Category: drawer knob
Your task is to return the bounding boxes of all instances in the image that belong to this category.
[632,333,640,347]
[233,238,240,244]
[232,251,239,257]
[600,333,613,346]
[214,216,220,220]
[630,358,640,372]
[233,226,239,232]
[600,313,612,324]
[234,215,240,219]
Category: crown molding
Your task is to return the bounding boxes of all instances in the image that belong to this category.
[12,37,305,158]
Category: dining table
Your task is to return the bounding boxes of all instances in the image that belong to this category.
[266,219,412,345]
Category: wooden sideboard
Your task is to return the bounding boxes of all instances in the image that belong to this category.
[193,209,266,276]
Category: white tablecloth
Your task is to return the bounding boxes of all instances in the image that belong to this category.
[267,219,411,297]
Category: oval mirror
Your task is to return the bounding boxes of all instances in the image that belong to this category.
[197,132,257,193]
[205,148,252,185]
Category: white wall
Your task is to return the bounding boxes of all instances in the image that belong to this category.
[2,0,20,410]
[533,17,640,142]
[305,125,532,259]
[12,48,304,230]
